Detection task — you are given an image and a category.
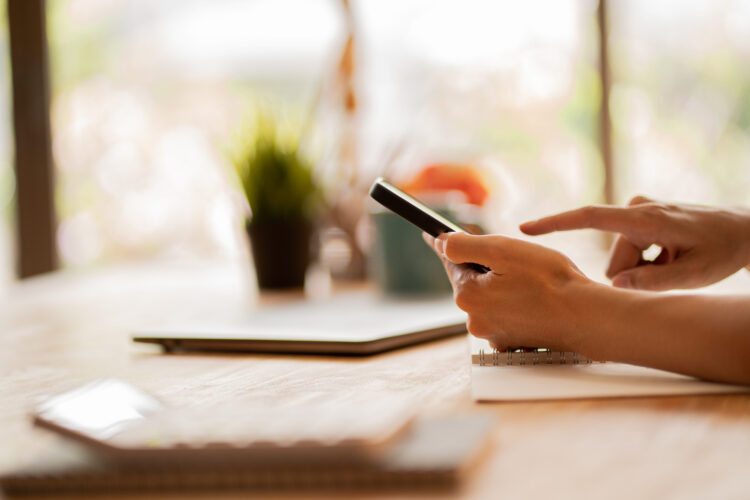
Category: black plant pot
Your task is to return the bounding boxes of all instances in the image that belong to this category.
[246,219,313,290]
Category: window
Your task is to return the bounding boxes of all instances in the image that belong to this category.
[48,0,601,268]
[355,0,601,233]
[37,1,750,275]
[48,0,343,267]
[610,0,750,205]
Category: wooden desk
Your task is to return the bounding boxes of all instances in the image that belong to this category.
[2,260,750,499]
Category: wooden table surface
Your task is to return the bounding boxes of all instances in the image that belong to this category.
[2,258,750,499]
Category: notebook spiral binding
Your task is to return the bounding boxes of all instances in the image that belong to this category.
[474,349,600,367]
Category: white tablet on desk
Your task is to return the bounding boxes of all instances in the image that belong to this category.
[133,292,467,355]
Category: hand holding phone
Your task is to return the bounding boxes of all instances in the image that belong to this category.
[369,178,490,273]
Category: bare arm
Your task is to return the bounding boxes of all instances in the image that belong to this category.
[572,283,750,384]
[425,232,750,385]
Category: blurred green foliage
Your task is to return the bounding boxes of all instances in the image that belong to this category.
[232,111,320,223]
[47,0,110,94]
[611,41,750,204]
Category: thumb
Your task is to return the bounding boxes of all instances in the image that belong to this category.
[439,232,501,268]
[611,260,692,291]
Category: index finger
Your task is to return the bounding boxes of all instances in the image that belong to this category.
[520,205,648,236]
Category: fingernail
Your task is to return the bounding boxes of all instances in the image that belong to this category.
[438,238,447,256]
[436,233,449,255]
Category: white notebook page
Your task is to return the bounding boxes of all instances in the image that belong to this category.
[469,336,748,401]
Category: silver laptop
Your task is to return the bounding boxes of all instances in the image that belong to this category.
[133,292,467,355]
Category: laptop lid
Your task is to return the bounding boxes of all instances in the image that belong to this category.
[133,292,467,355]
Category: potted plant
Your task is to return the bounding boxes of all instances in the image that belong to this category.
[232,111,320,289]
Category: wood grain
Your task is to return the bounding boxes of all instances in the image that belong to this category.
[1,260,750,499]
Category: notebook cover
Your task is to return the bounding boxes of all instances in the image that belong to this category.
[0,414,494,495]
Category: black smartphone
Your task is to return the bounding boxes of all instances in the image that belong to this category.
[369,177,490,273]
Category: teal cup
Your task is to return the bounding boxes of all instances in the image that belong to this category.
[370,210,453,296]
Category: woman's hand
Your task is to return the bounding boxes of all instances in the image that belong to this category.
[423,229,750,384]
[423,232,595,352]
[520,196,750,291]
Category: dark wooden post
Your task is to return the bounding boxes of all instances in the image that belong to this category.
[7,0,58,277]
[597,0,615,206]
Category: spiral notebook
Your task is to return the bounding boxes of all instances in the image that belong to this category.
[470,346,749,401]
[1,380,495,495]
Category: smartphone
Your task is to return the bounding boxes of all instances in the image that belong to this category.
[369,177,489,273]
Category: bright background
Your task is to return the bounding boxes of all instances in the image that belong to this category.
[0,0,749,290]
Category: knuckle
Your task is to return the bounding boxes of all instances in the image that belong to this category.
[636,204,655,217]
[580,205,595,226]
[643,202,669,217]
[628,195,642,206]
[632,271,663,291]
[639,280,663,292]
[629,274,645,289]
[443,236,459,261]
[635,205,664,228]
[652,202,670,214]
[466,316,490,338]
[453,288,474,312]
[629,194,652,206]
[462,274,484,294]
[663,203,680,214]
[489,339,509,351]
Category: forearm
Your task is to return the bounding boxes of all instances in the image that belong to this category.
[571,284,750,385]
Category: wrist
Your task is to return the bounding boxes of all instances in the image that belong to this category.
[564,280,643,361]
[559,280,611,356]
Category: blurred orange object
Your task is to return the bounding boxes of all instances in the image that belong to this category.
[400,164,489,206]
